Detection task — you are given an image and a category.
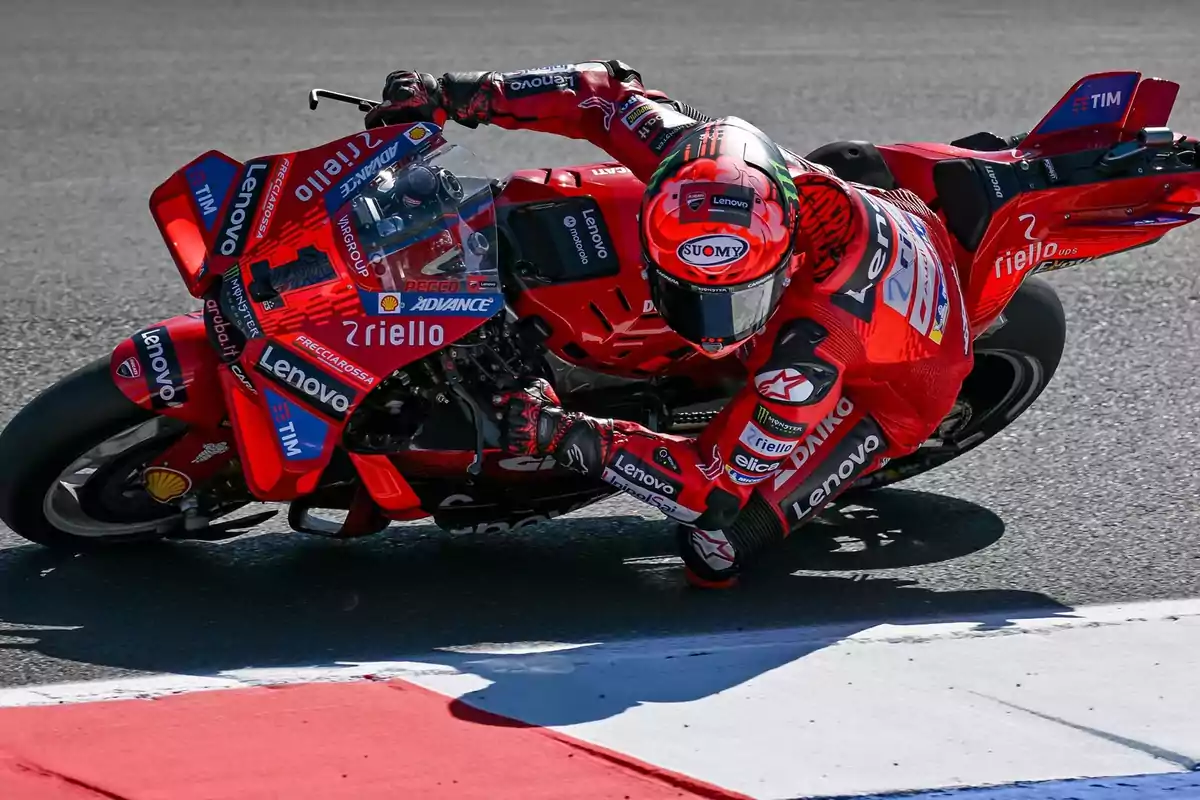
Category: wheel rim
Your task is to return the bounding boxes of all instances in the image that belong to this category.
[42,416,188,539]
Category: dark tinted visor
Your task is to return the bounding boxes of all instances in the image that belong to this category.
[649,266,786,347]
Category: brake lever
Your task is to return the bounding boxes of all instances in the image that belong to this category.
[308,88,380,113]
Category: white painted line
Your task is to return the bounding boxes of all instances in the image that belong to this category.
[0,597,1198,708]
[1,598,1199,799]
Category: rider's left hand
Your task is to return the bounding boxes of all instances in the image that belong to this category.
[364,70,447,129]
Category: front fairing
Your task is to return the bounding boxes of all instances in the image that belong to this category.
[178,123,502,502]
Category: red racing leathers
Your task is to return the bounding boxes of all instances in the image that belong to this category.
[367,60,975,581]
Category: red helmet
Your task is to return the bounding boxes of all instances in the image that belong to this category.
[640,118,800,356]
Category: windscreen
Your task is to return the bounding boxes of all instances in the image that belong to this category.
[330,135,500,300]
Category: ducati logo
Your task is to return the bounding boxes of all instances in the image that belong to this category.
[685,191,705,211]
[754,368,815,404]
[115,357,141,380]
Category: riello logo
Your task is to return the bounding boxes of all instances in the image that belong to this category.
[994,241,1061,278]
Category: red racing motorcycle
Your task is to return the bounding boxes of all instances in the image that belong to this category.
[2,71,1198,549]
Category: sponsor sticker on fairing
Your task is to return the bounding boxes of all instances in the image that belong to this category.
[336,213,370,280]
[204,294,246,364]
[254,156,291,241]
[1036,72,1139,135]
[132,326,188,410]
[291,130,405,209]
[220,266,263,340]
[403,292,503,317]
[326,139,403,211]
[115,357,141,380]
[292,334,376,387]
[215,159,271,258]
[184,155,239,231]
[498,455,557,472]
[403,123,434,145]
[342,319,445,349]
[560,207,615,268]
[264,388,328,461]
[255,342,358,421]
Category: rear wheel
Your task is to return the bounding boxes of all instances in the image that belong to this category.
[1,358,194,549]
[847,276,1067,493]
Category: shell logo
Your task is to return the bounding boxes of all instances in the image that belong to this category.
[143,467,192,504]
[404,125,429,143]
[378,293,402,313]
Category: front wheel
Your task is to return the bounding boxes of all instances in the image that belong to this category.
[847,275,1067,493]
[0,358,198,550]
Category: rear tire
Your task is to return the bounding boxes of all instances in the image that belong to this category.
[847,275,1067,493]
[0,357,183,550]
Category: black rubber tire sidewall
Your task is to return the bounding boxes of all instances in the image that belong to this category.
[0,357,171,550]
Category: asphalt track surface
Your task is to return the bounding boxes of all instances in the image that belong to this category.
[0,0,1199,691]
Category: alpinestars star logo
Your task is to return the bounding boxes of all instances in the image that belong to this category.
[754,368,815,404]
[690,530,736,570]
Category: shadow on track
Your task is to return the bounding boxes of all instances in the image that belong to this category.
[0,487,1068,724]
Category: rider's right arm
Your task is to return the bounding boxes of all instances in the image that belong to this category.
[438,61,703,183]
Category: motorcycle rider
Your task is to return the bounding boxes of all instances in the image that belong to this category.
[364,60,974,588]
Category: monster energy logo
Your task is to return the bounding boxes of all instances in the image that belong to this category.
[649,146,686,189]
[767,154,799,213]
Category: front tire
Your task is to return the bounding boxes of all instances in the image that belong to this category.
[848,275,1067,492]
[0,357,187,550]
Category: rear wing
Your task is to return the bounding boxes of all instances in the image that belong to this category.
[149,150,244,298]
[1018,71,1180,152]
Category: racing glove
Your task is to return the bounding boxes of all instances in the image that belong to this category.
[365,70,494,130]
[364,71,447,129]
[494,379,615,478]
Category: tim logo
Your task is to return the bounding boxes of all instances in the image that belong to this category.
[1073,90,1122,113]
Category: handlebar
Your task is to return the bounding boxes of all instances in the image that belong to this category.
[308,88,380,112]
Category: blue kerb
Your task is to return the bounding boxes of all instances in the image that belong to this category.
[815,770,1200,799]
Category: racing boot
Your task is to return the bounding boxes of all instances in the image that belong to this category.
[677,525,741,589]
